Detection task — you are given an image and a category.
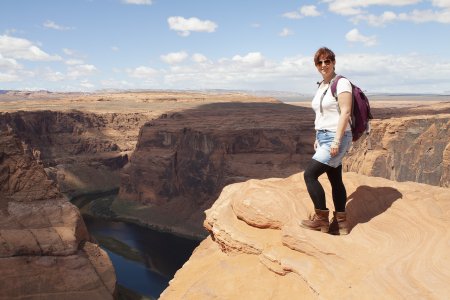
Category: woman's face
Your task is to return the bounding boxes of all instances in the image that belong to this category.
[315,55,335,77]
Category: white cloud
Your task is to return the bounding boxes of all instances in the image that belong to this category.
[44,69,65,82]
[432,0,450,9]
[283,11,302,19]
[127,66,158,78]
[327,0,450,25]
[300,5,321,17]
[0,72,18,82]
[279,28,294,37]
[345,28,377,46]
[0,53,21,70]
[231,52,266,67]
[283,5,321,19]
[122,0,152,5]
[398,9,450,23]
[161,53,310,91]
[333,52,450,93]
[43,20,74,31]
[353,8,450,25]
[0,35,61,61]
[160,51,188,64]
[111,46,119,52]
[191,53,208,63]
[65,59,84,65]
[352,11,397,26]
[80,80,95,89]
[326,0,422,16]
[100,79,134,89]
[67,64,97,79]
[168,16,217,36]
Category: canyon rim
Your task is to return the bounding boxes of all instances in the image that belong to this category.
[1,90,449,299]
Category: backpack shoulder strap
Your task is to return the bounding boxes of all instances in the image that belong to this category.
[330,75,345,100]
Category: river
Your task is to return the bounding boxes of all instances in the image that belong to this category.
[83,215,200,299]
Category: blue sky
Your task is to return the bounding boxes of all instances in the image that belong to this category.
[1,0,449,94]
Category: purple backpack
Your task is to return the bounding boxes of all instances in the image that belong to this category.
[331,75,373,142]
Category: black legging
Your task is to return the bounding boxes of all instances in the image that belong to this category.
[304,159,347,212]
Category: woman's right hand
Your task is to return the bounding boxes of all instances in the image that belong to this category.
[314,140,318,150]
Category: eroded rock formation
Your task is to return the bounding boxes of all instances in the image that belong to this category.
[160,172,450,299]
[0,110,148,199]
[0,127,116,299]
[115,102,316,238]
[115,102,450,238]
[1,96,448,241]
[344,114,450,187]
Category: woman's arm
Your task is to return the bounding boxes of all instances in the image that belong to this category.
[330,91,352,157]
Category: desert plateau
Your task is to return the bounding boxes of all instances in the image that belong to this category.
[1,90,449,299]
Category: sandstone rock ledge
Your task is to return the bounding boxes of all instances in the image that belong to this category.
[0,130,116,299]
[160,172,450,299]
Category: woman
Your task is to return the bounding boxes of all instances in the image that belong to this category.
[300,47,352,235]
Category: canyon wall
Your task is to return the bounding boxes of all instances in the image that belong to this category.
[0,125,116,299]
[114,102,450,238]
[1,93,449,299]
[343,114,450,187]
[114,102,316,237]
[1,99,448,241]
[0,110,149,199]
[160,172,450,299]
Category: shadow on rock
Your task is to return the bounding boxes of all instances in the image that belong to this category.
[345,185,403,232]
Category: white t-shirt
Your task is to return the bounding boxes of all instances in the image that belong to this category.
[311,77,352,131]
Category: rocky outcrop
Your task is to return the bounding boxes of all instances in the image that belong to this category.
[0,127,116,299]
[0,110,149,199]
[344,114,450,187]
[160,172,450,299]
[115,102,316,238]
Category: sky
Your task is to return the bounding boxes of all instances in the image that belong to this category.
[1,0,450,95]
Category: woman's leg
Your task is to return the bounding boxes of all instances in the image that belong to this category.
[301,159,331,232]
[326,165,350,235]
[304,159,330,210]
[325,164,347,212]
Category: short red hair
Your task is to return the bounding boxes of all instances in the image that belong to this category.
[314,47,335,65]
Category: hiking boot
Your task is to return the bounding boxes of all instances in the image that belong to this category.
[300,209,330,233]
[329,211,349,235]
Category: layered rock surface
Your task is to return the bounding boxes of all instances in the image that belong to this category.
[0,128,116,299]
[0,110,150,200]
[160,172,450,299]
[0,92,279,202]
[344,113,450,187]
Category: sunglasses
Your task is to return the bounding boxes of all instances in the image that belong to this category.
[315,59,332,66]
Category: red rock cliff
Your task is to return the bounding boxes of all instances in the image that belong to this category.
[0,110,148,199]
[115,102,316,237]
[344,114,450,187]
[0,126,116,299]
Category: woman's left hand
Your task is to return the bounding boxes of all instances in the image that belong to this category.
[330,145,339,157]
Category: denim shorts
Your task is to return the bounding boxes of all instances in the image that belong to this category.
[312,130,352,168]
